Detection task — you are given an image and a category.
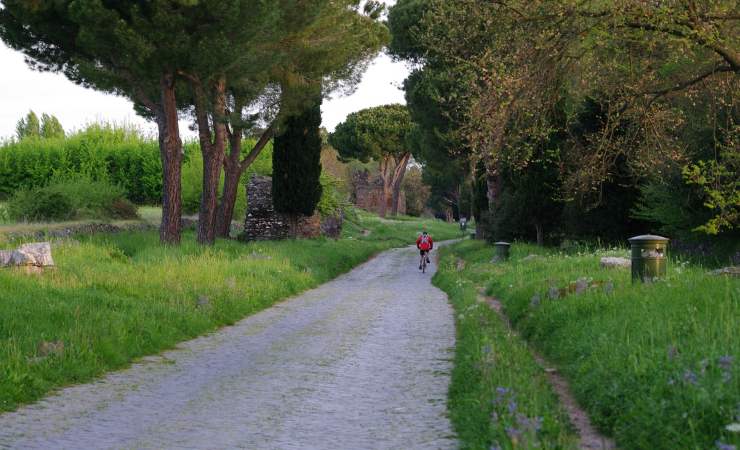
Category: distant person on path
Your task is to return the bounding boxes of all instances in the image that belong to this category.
[460,217,467,231]
[416,230,434,270]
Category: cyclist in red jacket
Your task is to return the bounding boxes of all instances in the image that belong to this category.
[416,231,434,270]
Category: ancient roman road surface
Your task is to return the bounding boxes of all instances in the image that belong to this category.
[0,245,457,450]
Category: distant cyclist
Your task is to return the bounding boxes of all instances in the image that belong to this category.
[416,230,434,270]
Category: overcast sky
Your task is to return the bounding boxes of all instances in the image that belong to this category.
[0,42,409,140]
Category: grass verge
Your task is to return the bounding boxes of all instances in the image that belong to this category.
[434,242,579,449]
[0,213,459,412]
[447,239,740,450]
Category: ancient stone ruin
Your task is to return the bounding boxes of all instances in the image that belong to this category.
[351,170,406,216]
[0,242,54,272]
[242,175,341,241]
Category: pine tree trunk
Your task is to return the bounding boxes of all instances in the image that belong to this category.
[215,165,240,238]
[156,73,183,245]
[390,153,410,216]
[195,78,227,245]
[198,147,224,244]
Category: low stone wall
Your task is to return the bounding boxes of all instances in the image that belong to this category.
[241,175,325,241]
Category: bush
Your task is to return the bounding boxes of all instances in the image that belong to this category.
[0,123,163,203]
[6,175,137,222]
[7,189,75,222]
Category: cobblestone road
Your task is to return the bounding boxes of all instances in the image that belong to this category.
[0,246,457,450]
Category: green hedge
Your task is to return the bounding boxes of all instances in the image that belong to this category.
[0,124,272,210]
[0,125,163,203]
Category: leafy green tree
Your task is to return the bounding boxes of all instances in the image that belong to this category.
[201,0,388,239]
[402,166,431,217]
[0,1,194,243]
[272,96,323,218]
[15,111,40,140]
[329,104,413,217]
[40,113,64,139]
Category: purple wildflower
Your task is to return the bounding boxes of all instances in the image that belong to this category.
[719,355,734,371]
[683,369,699,385]
[716,441,736,450]
[508,400,518,413]
[506,426,522,439]
[516,413,530,427]
[490,445,502,450]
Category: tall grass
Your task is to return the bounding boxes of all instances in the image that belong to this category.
[450,240,740,449]
[434,242,579,449]
[0,214,460,413]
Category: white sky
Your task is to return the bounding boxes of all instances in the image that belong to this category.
[0,42,409,140]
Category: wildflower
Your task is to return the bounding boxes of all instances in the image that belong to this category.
[726,423,740,433]
[719,355,733,371]
[700,359,709,375]
[715,441,736,450]
[667,346,678,360]
[508,400,518,413]
[490,445,503,450]
[491,411,499,422]
[683,369,698,385]
[533,416,543,431]
[506,426,522,440]
[483,345,492,355]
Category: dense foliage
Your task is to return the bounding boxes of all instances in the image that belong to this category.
[0,124,163,203]
[7,174,137,222]
[388,0,739,248]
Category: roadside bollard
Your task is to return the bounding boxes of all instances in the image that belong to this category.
[628,234,669,283]
[493,241,511,262]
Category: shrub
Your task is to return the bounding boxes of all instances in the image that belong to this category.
[7,189,74,222]
[6,175,136,222]
[317,173,350,218]
[0,123,162,203]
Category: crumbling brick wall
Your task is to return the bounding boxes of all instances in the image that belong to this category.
[351,170,406,215]
[241,175,322,241]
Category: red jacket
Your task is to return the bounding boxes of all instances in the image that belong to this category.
[416,234,434,251]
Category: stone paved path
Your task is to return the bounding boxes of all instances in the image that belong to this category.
[0,246,457,450]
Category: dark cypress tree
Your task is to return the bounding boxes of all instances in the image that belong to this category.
[272,98,323,216]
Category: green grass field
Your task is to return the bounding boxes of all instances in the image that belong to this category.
[0,211,460,412]
[437,240,740,449]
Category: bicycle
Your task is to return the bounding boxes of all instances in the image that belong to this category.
[419,250,431,273]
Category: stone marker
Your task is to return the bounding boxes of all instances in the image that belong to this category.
[711,266,740,277]
[600,257,631,269]
[0,242,54,268]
